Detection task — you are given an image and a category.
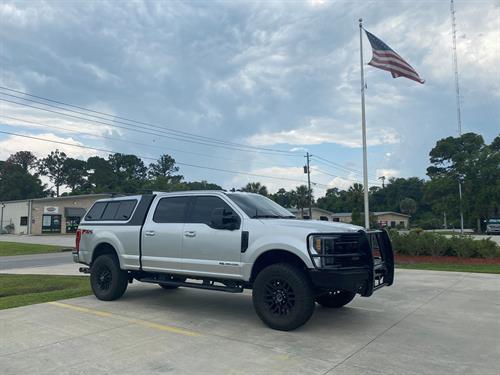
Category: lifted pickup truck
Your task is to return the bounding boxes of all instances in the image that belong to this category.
[74,191,394,330]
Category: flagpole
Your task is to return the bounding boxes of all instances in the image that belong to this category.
[359,18,370,230]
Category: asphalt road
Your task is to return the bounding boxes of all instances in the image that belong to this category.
[0,252,73,271]
[1,269,499,375]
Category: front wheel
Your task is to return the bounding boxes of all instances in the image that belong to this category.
[315,290,355,308]
[90,254,128,301]
[252,263,315,331]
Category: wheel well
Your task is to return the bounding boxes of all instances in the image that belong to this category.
[250,250,308,282]
[91,243,118,264]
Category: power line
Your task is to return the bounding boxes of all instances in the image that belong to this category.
[313,167,382,187]
[0,87,297,155]
[0,115,299,170]
[311,154,378,180]
[0,129,317,186]
[0,97,300,156]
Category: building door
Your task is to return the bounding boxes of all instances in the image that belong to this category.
[42,215,62,233]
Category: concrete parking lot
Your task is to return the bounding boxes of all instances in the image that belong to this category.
[1,269,499,375]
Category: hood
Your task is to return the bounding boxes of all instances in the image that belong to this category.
[259,218,364,233]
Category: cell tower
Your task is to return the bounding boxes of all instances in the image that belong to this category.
[450,0,462,135]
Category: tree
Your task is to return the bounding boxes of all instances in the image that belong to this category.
[37,149,67,196]
[241,182,268,196]
[0,161,46,200]
[62,158,88,192]
[270,188,296,208]
[108,153,147,193]
[400,197,417,215]
[295,185,309,216]
[426,133,500,231]
[86,156,117,192]
[6,151,37,172]
[148,154,183,183]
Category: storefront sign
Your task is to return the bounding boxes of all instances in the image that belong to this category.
[43,206,59,214]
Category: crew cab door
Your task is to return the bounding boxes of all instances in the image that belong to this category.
[181,195,243,278]
[141,196,190,272]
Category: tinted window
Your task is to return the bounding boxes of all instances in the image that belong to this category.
[101,201,120,220]
[115,200,137,220]
[85,202,107,221]
[189,196,233,225]
[153,197,190,223]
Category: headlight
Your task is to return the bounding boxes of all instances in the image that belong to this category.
[310,236,336,254]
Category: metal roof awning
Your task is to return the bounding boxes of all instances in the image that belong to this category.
[64,207,86,217]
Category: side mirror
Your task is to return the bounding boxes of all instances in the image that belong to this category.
[210,208,239,230]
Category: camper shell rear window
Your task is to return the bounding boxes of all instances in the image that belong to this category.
[85,200,137,221]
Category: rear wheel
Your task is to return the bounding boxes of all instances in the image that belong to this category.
[315,290,355,308]
[90,254,128,301]
[159,276,187,289]
[252,263,315,331]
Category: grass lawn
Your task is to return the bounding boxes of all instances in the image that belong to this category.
[0,241,68,256]
[396,263,500,274]
[0,274,91,310]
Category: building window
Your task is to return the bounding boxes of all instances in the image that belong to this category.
[400,221,405,227]
[319,216,329,221]
[20,216,28,226]
[332,218,340,222]
[390,221,396,228]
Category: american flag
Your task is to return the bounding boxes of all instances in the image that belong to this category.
[365,30,424,84]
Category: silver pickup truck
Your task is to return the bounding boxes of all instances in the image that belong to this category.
[74,191,394,331]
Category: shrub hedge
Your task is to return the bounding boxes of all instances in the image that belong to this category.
[387,229,500,258]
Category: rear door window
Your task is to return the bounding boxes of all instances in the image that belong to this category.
[153,197,190,223]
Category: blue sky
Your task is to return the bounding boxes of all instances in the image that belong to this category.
[0,0,498,196]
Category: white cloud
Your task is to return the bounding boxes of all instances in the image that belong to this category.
[376,168,400,179]
[247,117,400,148]
[0,132,102,161]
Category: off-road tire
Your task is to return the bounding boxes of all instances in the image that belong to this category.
[315,290,356,308]
[159,277,187,289]
[252,263,315,331]
[90,254,128,301]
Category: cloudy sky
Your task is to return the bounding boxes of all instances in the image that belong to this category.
[1,0,498,196]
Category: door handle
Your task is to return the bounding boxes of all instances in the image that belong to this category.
[184,231,196,238]
[144,230,156,237]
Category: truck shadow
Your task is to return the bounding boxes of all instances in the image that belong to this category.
[119,284,383,334]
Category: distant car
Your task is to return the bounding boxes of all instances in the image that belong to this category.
[485,218,500,235]
[74,191,394,331]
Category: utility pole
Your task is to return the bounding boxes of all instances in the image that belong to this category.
[450,0,465,234]
[304,152,312,219]
[378,175,386,188]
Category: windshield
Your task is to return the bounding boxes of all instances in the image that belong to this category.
[488,219,500,224]
[227,193,296,219]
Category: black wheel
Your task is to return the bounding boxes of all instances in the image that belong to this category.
[252,263,315,331]
[90,254,128,301]
[315,290,355,308]
[159,276,187,290]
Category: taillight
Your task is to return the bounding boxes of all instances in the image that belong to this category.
[75,229,82,253]
[76,229,92,253]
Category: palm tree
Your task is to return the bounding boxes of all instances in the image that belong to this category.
[295,185,309,217]
[241,182,268,196]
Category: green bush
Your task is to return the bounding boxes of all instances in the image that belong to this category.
[388,230,499,258]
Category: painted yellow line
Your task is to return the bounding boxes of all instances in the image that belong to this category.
[48,301,200,337]
[48,301,112,317]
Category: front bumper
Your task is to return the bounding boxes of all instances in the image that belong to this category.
[307,230,394,297]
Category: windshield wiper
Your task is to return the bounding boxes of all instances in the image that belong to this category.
[252,214,296,219]
[251,214,282,219]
